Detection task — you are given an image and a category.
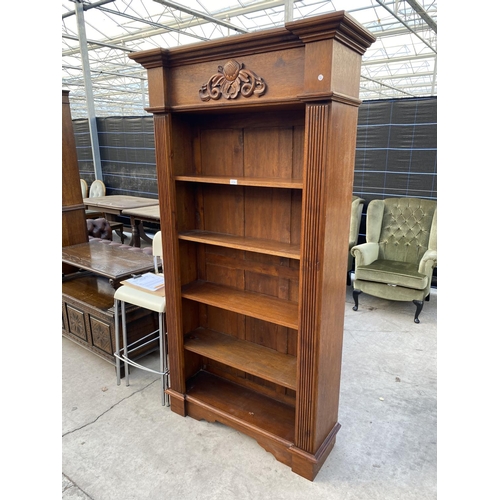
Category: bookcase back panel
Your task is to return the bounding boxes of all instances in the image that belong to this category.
[290,190,303,247]
[202,307,297,355]
[203,247,299,296]
[175,182,197,232]
[204,306,244,339]
[203,357,296,407]
[244,187,293,242]
[181,296,198,325]
[184,184,302,244]
[243,127,293,179]
[203,248,299,279]
[178,240,198,285]
[199,128,244,176]
[199,184,245,236]
[178,111,305,182]
[172,115,195,176]
[244,316,296,355]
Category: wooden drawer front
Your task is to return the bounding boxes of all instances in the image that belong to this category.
[89,315,114,356]
[66,304,87,341]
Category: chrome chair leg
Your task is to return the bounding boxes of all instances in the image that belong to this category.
[159,312,165,406]
[121,301,129,386]
[114,298,121,386]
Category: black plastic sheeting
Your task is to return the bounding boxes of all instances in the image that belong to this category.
[354,97,436,203]
[354,97,437,244]
[74,116,157,198]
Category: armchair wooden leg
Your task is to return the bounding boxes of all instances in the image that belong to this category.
[353,289,362,311]
[413,300,424,323]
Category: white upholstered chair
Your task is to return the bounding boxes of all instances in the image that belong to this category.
[113,232,169,405]
[80,179,88,199]
[89,179,106,197]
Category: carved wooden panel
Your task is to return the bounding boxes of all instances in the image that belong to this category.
[199,60,266,101]
[90,316,113,355]
[66,305,87,341]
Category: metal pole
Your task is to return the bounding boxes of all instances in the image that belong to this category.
[75,0,103,181]
[284,0,293,23]
[431,55,437,95]
[141,80,147,113]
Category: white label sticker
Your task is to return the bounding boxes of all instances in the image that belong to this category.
[230,179,238,185]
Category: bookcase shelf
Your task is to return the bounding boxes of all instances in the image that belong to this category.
[130,11,375,480]
[181,281,299,330]
[184,327,297,390]
[185,370,296,443]
[178,230,301,259]
[175,175,303,189]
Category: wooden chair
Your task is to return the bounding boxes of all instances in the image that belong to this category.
[86,180,125,243]
[89,179,106,197]
[85,179,106,219]
[80,179,88,199]
[113,232,169,405]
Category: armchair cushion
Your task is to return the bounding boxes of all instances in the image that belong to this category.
[355,260,428,289]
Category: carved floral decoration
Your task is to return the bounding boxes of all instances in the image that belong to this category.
[199,59,266,101]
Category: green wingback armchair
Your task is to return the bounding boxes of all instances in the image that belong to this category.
[349,196,365,273]
[350,197,437,323]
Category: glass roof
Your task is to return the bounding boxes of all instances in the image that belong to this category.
[62,0,437,118]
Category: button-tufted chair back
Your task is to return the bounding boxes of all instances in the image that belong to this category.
[367,198,437,264]
[89,179,106,198]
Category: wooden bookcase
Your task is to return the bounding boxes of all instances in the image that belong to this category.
[130,12,375,481]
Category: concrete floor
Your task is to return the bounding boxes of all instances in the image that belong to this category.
[62,283,437,500]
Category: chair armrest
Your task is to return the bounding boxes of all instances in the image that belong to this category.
[418,249,437,275]
[87,217,112,240]
[350,242,379,267]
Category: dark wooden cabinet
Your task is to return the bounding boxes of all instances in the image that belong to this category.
[62,275,159,367]
[62,90,88,274]
[130,11,374,480]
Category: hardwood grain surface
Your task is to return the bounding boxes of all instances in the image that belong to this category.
[178,230,300,259]
[181,280,299,329]
[184,327,297,389]
[62,242,155,281]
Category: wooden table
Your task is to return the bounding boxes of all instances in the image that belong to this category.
[62,240,155,288]
[83,195,159,215]
[62,241,158,371]
[122,204,160,247]
[83,196,159,243]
